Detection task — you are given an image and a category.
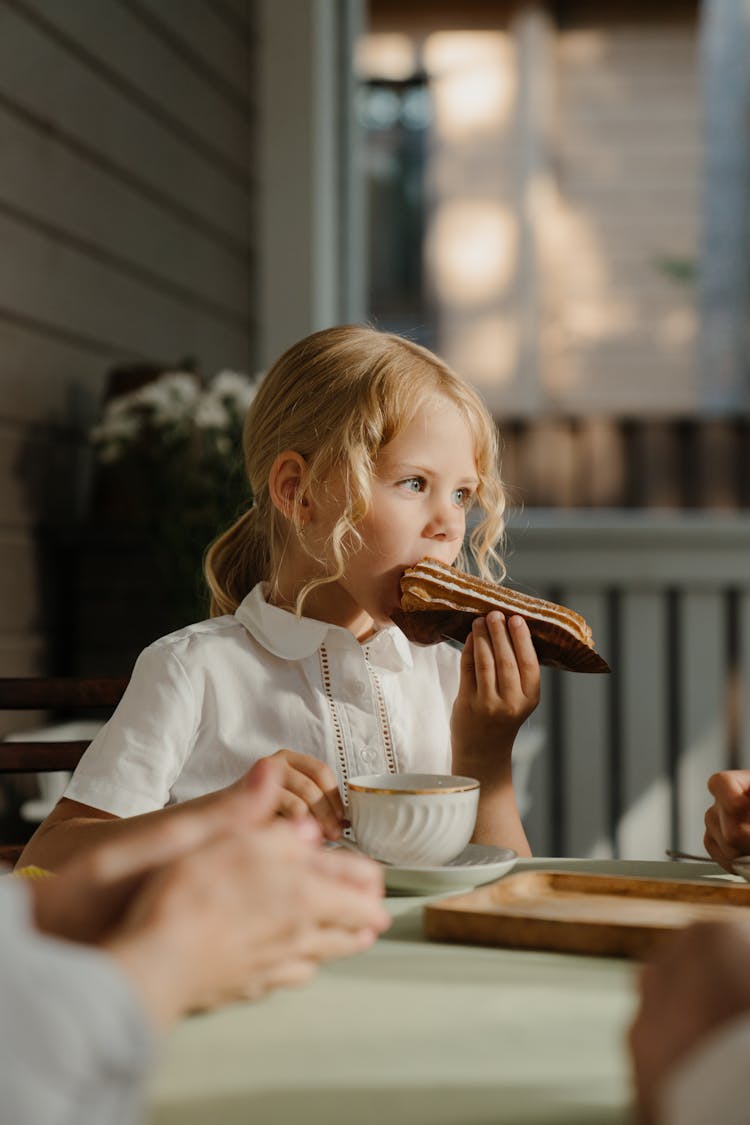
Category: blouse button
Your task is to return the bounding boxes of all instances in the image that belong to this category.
[351,680,367,698]
[360,746,377,764]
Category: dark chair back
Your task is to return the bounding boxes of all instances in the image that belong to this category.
[0,676,129,866]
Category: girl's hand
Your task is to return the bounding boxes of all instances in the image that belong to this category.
[265,748,348,841]
[450,613,538,854]
[451,612,540,777]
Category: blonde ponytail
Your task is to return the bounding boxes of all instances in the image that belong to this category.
[204,505,268,616]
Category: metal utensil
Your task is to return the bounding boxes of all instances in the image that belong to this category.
[666,849,750,882]
[665,849,715,863]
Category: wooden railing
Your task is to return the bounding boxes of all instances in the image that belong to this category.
[497,417,750,509]
[504,511,750,859]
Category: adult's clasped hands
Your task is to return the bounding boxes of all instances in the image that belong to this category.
[28,757,390,1031]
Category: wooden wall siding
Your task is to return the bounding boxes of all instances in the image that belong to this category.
[0,0,256,703]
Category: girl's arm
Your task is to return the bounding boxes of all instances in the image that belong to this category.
[18,640,248,871]
[17,789,230,872]
[450,612,539,856]
[19,748,350,872]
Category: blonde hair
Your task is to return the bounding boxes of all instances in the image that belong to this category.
[204,325,507,616]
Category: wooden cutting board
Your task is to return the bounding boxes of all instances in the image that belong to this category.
[423,870,750,959]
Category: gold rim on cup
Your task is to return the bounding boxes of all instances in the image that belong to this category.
[348,779,480,796]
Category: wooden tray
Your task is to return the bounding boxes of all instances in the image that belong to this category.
[423,870,750,959]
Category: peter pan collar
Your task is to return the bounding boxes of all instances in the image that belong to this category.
[235,583,413,671]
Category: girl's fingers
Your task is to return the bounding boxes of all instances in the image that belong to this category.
[274,749,346,821]
[276,790,313,821]
[485,612,522,695]
[277,775,343,840]
[471,616,502,696]
[267,749,346,839]
[507,616,540,697]
[459,628,476,682]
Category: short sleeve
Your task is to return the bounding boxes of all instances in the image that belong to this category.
[64,641,198,817]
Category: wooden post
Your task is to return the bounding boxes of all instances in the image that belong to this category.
[698,0,750,410]
[257,0,366,366]
[513,6,555,413]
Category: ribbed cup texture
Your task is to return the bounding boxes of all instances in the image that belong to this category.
[352,792,477,866]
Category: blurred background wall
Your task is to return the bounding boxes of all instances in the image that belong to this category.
[0,0,748,856]
[0,0,257,675]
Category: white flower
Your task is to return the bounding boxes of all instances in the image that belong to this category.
[91,412,141,448]
[210,369,258,412]
[155,372,201,401]
[132,372,201,425]
[90,364,252,468]
[105,393,141,418]
[194,395,231,430]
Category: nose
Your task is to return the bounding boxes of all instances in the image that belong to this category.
[423,494,464,543]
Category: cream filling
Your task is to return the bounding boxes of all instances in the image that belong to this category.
[403,560,592,646]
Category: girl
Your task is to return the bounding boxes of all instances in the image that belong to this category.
[20,326,539,871]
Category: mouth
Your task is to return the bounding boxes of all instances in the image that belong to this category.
[383,567,412,620]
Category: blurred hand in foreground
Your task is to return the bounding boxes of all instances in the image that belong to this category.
[29,757,389,1028]
[629,918,750,1123]
[704,770,750,872]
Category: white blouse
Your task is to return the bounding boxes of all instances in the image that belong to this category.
[65,583,461,817]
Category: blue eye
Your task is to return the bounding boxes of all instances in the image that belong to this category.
[452,488,473,507]
[400,477,425,493]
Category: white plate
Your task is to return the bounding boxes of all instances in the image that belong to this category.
[384,844,518,895]
[730,857,750,883]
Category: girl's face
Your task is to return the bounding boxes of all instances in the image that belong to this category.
[311,395,479,632]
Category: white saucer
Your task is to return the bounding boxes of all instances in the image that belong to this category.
[384,844,518,896]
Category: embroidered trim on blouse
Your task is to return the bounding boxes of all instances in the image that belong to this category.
[319,644,398,803]
[364,649,398,775]
[319,644,349,789]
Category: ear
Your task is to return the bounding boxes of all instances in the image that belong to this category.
[268,451,310,524]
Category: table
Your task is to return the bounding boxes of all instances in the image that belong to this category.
[147,857,734,1125]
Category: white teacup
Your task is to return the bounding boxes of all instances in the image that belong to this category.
[347,773,480,866]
